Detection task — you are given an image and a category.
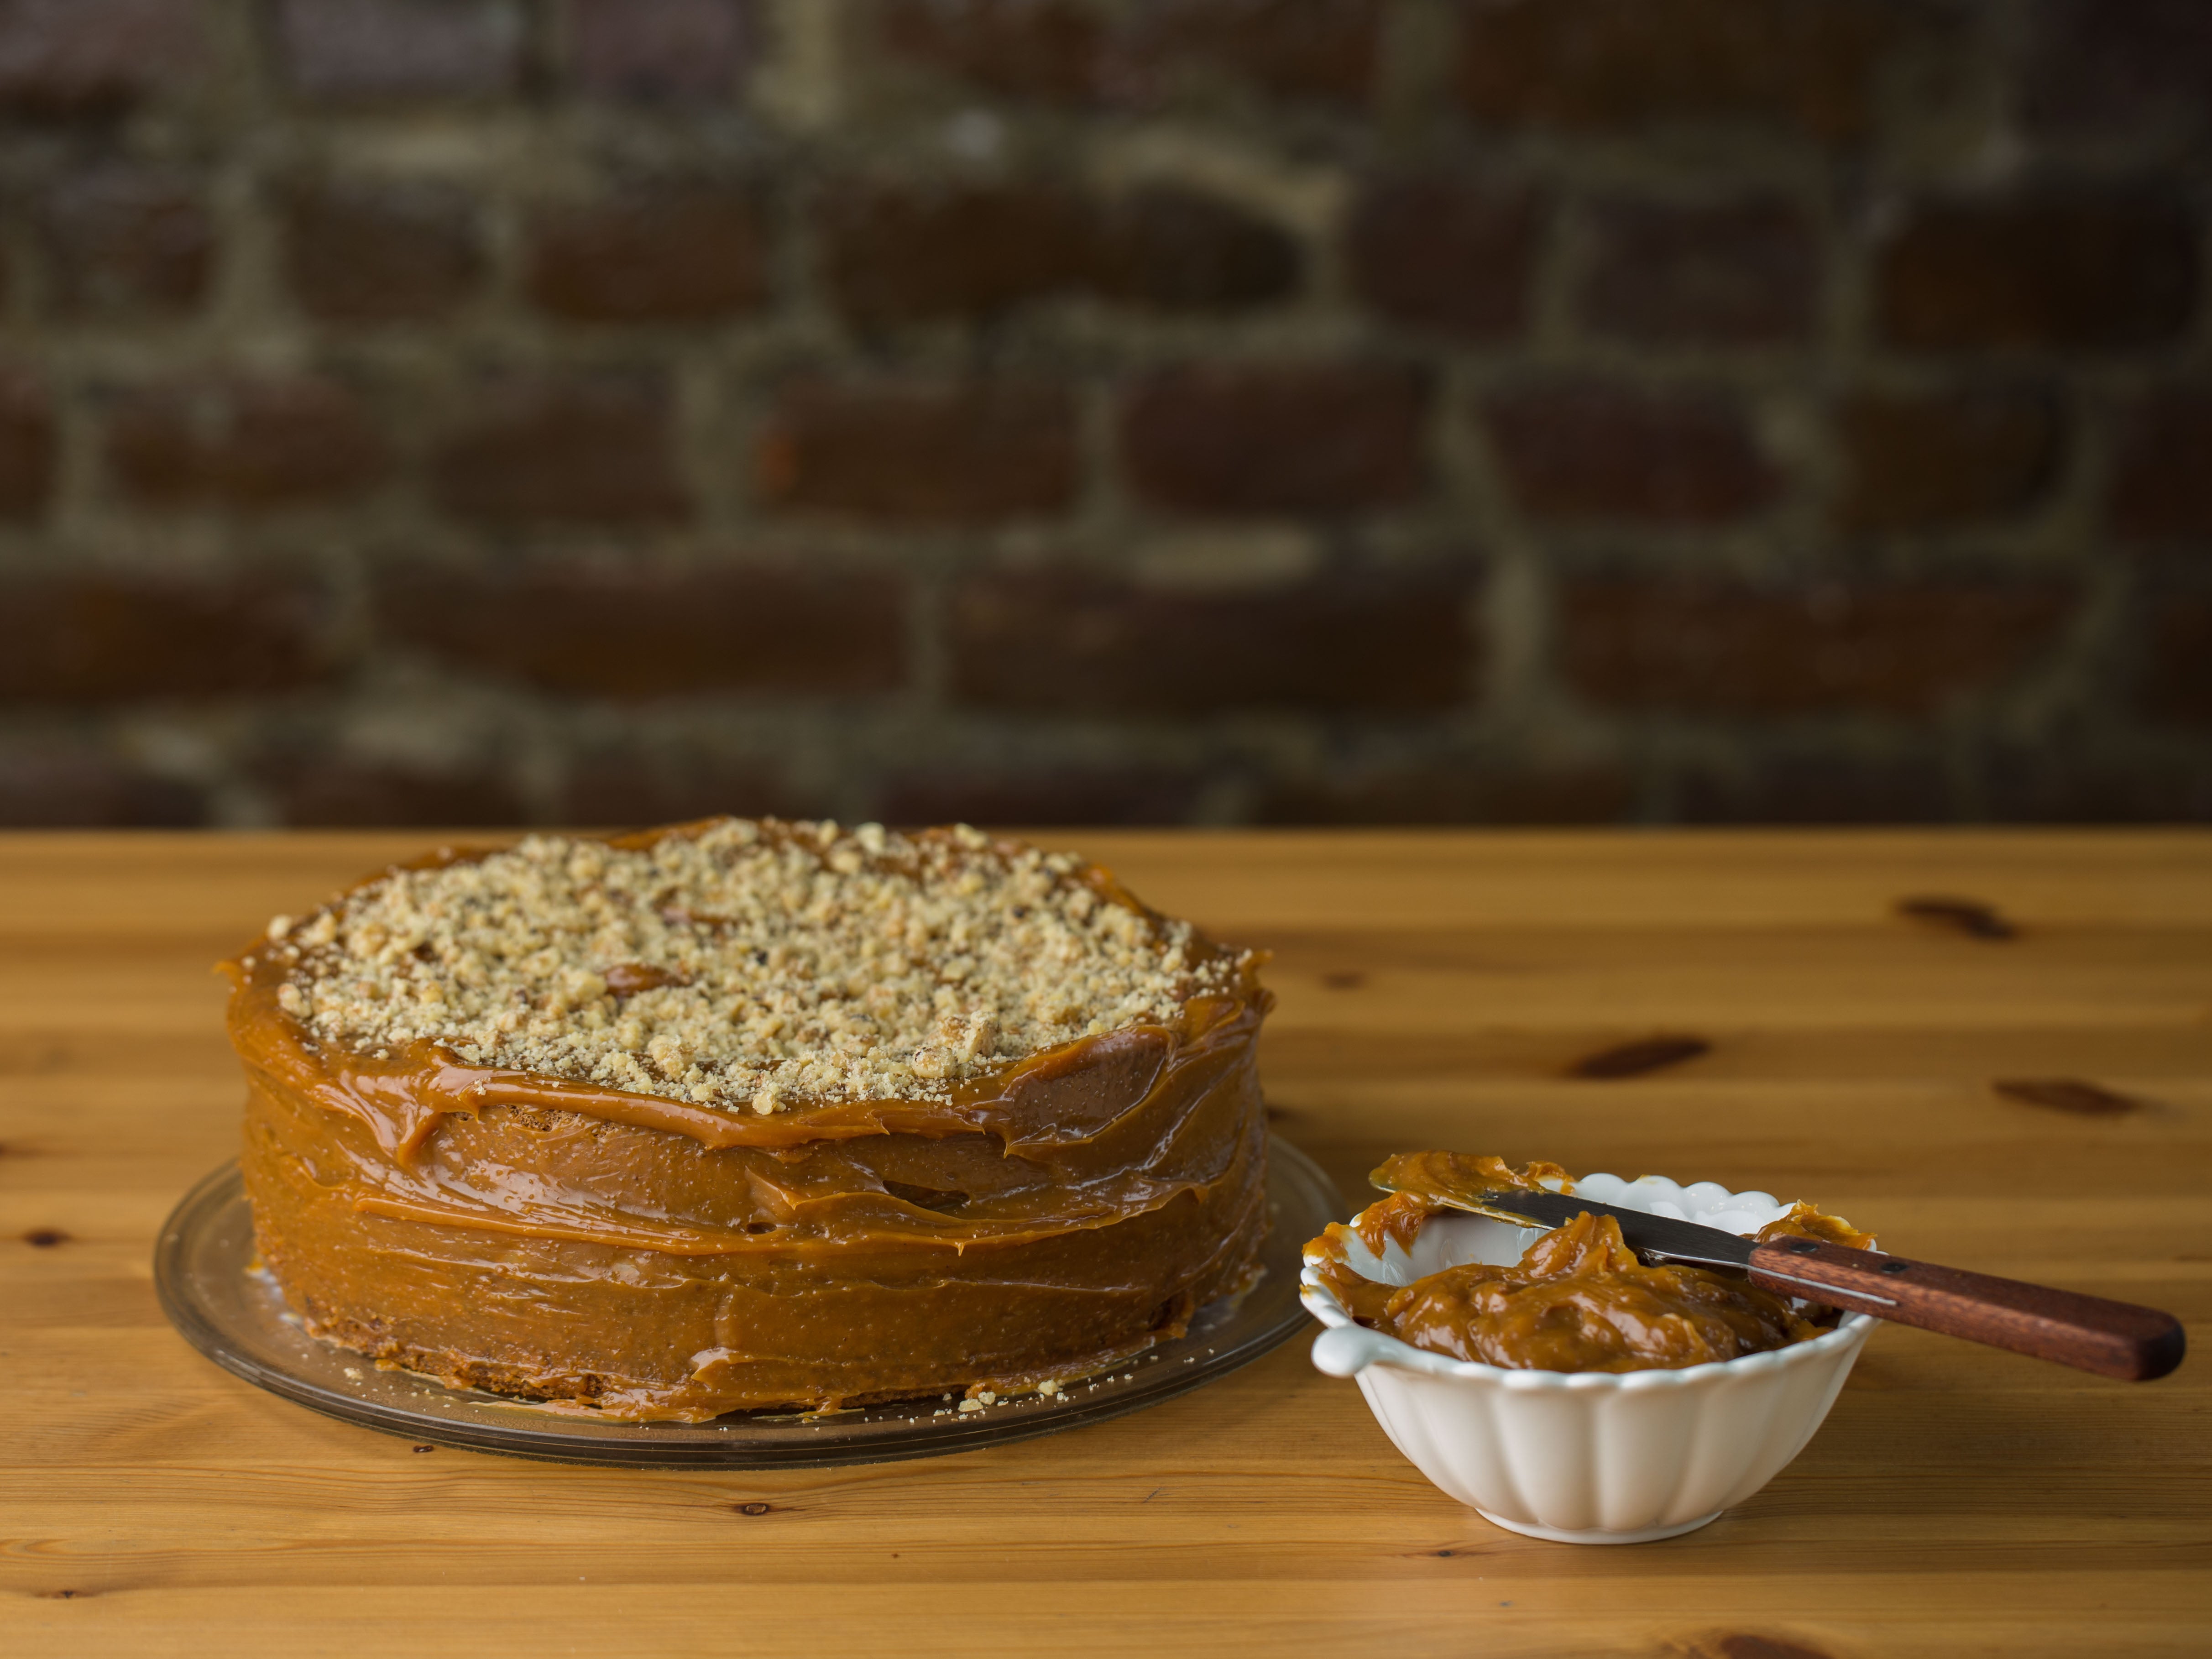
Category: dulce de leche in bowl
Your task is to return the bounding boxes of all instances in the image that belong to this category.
[1302,1152,1881,1544]
[1311,1151,1873,1373]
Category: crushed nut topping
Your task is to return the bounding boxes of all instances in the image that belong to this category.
[261,819,1246,1114]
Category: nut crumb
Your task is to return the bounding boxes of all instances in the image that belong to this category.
[267,819,1246,1115]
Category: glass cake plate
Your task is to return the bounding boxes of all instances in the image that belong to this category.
[154,1136,1337,1468]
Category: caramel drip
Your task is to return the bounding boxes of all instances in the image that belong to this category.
[230,945,1252,1145]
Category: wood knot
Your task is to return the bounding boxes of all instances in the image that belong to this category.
[1896,895,2015,939]
[1993,1078,2149,1118]
[1688,1636,1836,1659]
[1570,1035,1711,1079]
[734,1502,776,1516]
[22,1227,68,1248]
[412,1444,435,1454]
[1320,971,1366,990]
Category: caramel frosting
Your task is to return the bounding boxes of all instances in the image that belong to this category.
[227,822,1274,1419]
[1306,1152,1872,1375]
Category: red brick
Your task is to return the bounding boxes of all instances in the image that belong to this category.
[1559,576,2076,715]
[818,183,1094,328]
[1456,0,1909,141]
[430,376,690,526]
[0,0,202,117]
[558,750,817,828]
[948,568,1475,715]
[40,164,211,316]
[1119,363,1426,516]
[2143,593,2212,727]
[1577,197,1816,346]
[879,0,1379,106]
[1677,753,1954,823]
[1345,174,1539,341]
[0,746,203,828]
[878,0,1119,103]
[2024,0,2212,139]
[0,370,56,520]
[877,765,1203,827]
[563,0,750,100]
[274,0,523,101]
[2110,387,2212,544]
[1093,187,1300,311]
[527,189,767,322]
[263,755,525,829]
[0,571,333,703]
[282,177,481,322]
[377,561,907,699]
[1833,386,2063,533]
[1482,381,1778,526]
[1876,194,2198,353]
[820,181,1295,325]
[105,376,389,511]
[1140,0,1383,106]
[1257,761,1631,825]
[757,380,1077,524]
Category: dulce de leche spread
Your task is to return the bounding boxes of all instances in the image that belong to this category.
[225,818,1273,1419]
[1306,1152,1873,1374]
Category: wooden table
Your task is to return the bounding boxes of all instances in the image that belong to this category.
[4,831,2208,1656]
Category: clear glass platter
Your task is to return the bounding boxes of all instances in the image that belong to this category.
[154,1136,1337,1468]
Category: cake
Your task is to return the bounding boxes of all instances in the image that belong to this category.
[224,818,1272,1420]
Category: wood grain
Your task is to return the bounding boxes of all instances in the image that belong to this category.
[2,831,2208,1657]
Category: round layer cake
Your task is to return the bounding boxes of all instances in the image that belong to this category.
[224,818,1271,1420]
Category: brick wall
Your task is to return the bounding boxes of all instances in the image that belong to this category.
[0,0,2207,830]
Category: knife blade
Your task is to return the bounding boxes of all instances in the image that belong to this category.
[1444,1186,1914,1307]
[1447,1187,1760,1269]
[1375,1179,2186,1382]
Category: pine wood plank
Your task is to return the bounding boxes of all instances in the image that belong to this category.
[2,831,2207,1657]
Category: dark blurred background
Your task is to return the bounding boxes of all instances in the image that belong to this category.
[0,0,2206,830]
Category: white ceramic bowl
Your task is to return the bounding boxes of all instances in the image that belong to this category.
[1302,1172,1877,1544]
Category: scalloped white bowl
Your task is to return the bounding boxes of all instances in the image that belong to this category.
[1302,1171,1877,1544]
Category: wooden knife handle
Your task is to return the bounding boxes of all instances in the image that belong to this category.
[1746,1237,2186,1381]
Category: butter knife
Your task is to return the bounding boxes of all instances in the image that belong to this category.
[1385,1183,2186,1382]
